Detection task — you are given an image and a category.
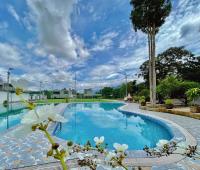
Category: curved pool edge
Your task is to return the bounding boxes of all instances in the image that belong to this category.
[118,103,197,166]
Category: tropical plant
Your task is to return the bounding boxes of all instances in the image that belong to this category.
[130,0,172,105]
[157,76,180,98]
[139,96,146,106]
[138,88,150,101]
[164,99,173,109]
[186,88,200,103]
[156,75,200,100]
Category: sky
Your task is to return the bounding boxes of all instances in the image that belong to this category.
[0,0,199,91]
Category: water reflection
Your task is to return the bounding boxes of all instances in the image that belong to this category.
[0,103,26,132]
[55,103,172,150]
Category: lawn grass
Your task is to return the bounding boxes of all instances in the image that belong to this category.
[35,98,117,104]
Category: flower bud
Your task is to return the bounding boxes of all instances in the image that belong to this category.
[16,88,23,96]
[27,102,36,110]
[32,124,38,131]
[52,143,59,150]
[47,149,53,157]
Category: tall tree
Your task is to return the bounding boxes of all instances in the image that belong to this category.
[130,0,172,105]
[140,47,200,83]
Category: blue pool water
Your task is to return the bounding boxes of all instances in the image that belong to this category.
[54,103,173,150]
[0,108,27,133]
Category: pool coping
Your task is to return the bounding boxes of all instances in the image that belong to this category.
[117,103,197,166]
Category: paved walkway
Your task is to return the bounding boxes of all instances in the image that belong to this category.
[0,103,200,170]
[122,103,200,170]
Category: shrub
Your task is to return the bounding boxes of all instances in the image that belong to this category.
[186,88,200,102]
[157,76,200,99]
[164,99,174,109]
[133,96,140,102]
[139,96,146,106]
[157,76,180,98]
[164,99,173,105]
[65,98,69,103]
[138,88,150,101]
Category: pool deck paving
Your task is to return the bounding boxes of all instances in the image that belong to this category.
[0,103,200,170]
[122,103,200,170]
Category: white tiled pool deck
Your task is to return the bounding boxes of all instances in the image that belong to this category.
[0,103,200,170]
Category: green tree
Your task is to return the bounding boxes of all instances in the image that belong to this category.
[130,0,172,105]
[140,47,200,83]
[101,87,114,98]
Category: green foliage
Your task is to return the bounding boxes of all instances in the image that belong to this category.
[101,87,114,98]
[44,90,53,99]
[139,47,200,83]
[65,98,69,103]
[138,89,150,101]
[139,96,146,106]
[157,76,180,98]
[133,96,140,102]
[130,0,172,34]
[186,88,200,102]
[157,76,200,99]
[164,99,173,105]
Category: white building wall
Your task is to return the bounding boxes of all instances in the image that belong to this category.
[0,91,30,104]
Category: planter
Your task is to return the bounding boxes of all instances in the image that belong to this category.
[165,104,174,109]
[190,106,200,113]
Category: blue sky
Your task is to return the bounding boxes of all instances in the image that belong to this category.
[0,0,200,91]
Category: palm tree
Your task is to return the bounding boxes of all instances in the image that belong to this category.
[130,0,172,106]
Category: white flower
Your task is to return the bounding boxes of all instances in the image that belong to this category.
[105,152,116,162]
[11,104,67,138]
[21,104,67,125]
[176,142,188,154]
[156,140,169,148]
[94,136,104,145]
[113,143,128,153]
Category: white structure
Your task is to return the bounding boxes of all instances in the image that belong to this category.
[84,88,93,98]
[52,89,69,99]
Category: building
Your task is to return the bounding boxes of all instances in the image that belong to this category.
[84,88,93,98]
[51,89,69,99]
[29,91,47,100]
[0,83,15,92]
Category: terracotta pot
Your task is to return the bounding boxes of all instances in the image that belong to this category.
[190,106,200,113]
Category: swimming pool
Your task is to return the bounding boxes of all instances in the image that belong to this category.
[54,103,173,150]
[0,108,27,133]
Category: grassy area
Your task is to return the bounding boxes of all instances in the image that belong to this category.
[35,98,117,104]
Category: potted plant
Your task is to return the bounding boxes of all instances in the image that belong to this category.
[186,88,200,113]
[164,99,174,109]
[139,96,146,106]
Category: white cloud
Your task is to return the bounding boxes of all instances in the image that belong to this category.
[26,0,90,62]
[7,5,20,23]
[0,43,22,68]
[91,31,119,52]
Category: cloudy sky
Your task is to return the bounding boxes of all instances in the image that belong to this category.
[0,0,199,91]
